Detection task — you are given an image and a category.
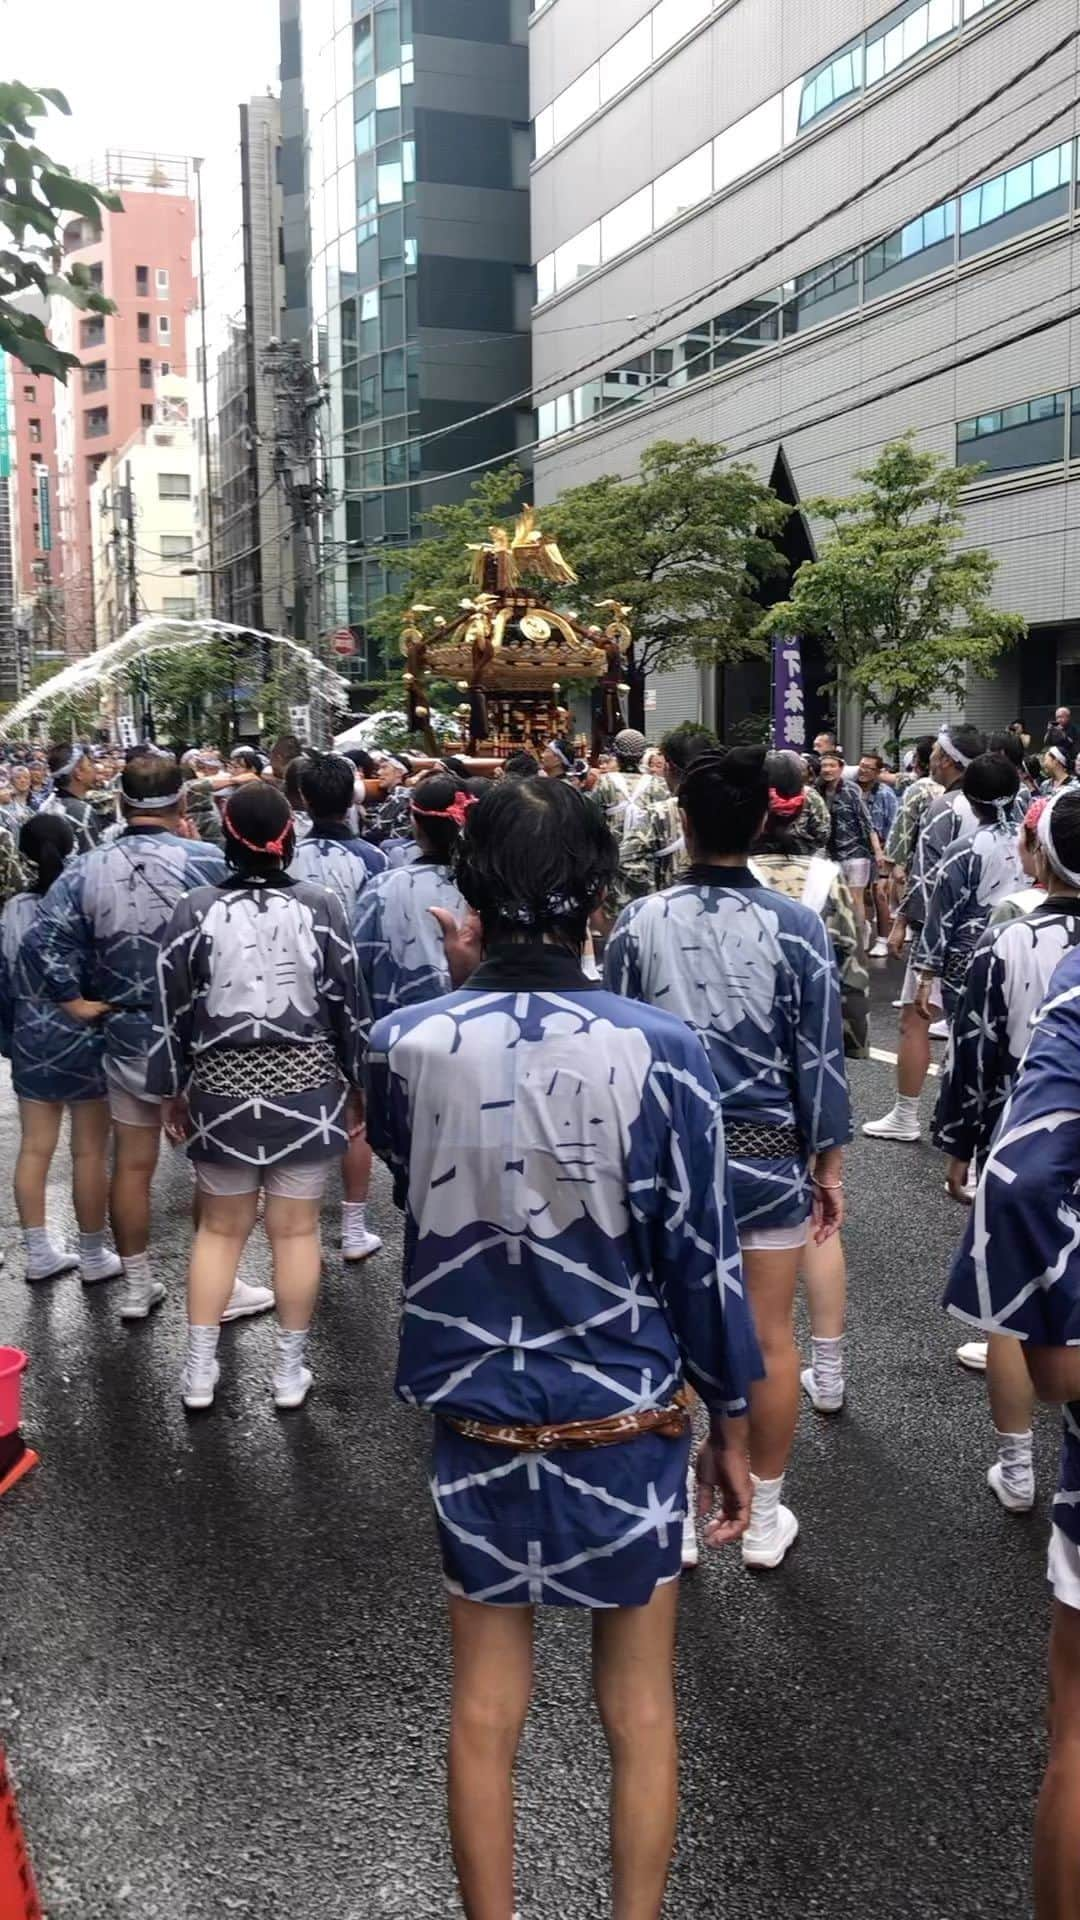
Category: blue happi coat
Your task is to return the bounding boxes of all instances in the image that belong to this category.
[366,945,761,1608]
[945,943,1080,1548]
[915,819,1024,1019]
[0,890,106,1102]
[289,824,387,917]
[22,827,227,1100]
[353,858,466,1024]
[934,901,1080,1163]
[605,869,852,1232]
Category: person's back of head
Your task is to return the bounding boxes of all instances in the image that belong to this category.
[659,725,718,787]
[47,740,89,787]
[19,812,75,894]
[298,751,355,824]
[759,751,808,855]
[410,773,472,863]
[120,755,184,821]
[989,730,1025,771]
[503,750,541,781]
[223,781,295,876]
[284,754,311,811]
[680,747,770,857]
[456,776,618,950]
[612,727,647,770]
[913,734,935,776]
[947,723,987,765]
[963,751,1020,823]
[270,733,304,780]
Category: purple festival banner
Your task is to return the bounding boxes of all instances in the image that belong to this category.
[772,634,806,752]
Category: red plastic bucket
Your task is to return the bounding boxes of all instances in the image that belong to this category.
[0,1350,28,1440]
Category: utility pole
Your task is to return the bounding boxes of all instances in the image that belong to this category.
[263,337,326,654]
[122,461,153,740]
[193,156,218,617]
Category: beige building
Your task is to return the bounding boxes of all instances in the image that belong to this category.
[90,377,199,651]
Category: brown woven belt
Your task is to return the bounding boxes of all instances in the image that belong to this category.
[443,1391,691,1453]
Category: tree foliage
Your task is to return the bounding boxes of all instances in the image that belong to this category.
[377,444,787,730]
[760,437,1025,755]
[0,81,120,379]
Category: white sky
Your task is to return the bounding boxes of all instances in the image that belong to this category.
[2,0,280,175]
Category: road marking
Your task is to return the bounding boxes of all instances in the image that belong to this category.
[869,1046,940,1079]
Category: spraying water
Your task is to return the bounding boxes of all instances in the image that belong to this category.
[2,619,349,737]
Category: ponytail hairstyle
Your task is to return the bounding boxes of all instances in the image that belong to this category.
[222,781,296,877]
[19,812,76,896]
[409,773,473,864]
[679,746,770,858]
[756,751,809,856]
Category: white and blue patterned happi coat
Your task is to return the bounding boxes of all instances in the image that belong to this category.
[934,901,1080,1164]
[945,942,1080,1549]
[915,818,1025,1020]
[148,875,370,1168]
[21,827,227,1101]
[366,947,762,1609]
[0,890,106,1103]
[605,869,852,1234]
[353,859,467,1024]
[289,825,387,917]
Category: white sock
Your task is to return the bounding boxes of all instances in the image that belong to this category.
[185,1325,220,1378]
[23,1226,56,1262]
[122,1251,151,1290]
[811,1336,845,1398]
[275,1326,309,1378]
[80,1230,107,1259]
[896,1094,921,1125]
[749,1473,785,1534]
[342,1201,367,1238]
[996,1429,1034,1485]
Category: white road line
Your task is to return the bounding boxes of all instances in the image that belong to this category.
[869,1046,940,1079]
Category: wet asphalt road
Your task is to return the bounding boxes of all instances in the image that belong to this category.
[0,960,1056,1919]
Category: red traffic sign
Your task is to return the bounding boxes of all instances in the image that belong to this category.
[329,628,356,657]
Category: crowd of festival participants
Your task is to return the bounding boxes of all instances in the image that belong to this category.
[3,709,1080,1915]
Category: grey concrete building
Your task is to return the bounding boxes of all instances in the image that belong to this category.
[530,0,1080,748]
[289,0,533,693]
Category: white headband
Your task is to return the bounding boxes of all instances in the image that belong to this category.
[52,742,85,781]
[121,783,182,810]
[1047,745,1069,769]
[1038,794,1080,887]
[936,730,972,770]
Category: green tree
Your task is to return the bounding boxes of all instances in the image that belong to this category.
[131,641,241,746]
[760,437,1025,757]
[1,81,119,379]
[25,659,100,738]
[377,445,787,731]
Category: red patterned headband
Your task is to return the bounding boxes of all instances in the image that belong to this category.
[411,792,477,828]
[223,803,292,860]
[768,789,805,819]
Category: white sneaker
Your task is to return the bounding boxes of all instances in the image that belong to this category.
[119,1279,166,1322]
[221,1278,275,1322]
[862,1107,921,1142]
[988,1459,1035,1513]
[801,1365,844,1414]
[742,1504,799,1570]
[869,938,889,958]
[25,1246,80,1283]
[681,1463,699,1569]
[956,1341,988,1373]
[181,1358,220,1412]
[891,997,904,1009]
[928,1019,950,1041]
[80,1250,124,1287]
[343,1227,382,1263]
[273,1365,313,1411]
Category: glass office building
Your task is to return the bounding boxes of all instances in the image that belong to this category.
[530,0,1080,741]
[287,0,531,689]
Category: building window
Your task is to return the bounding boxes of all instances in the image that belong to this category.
[652,144,712,229]
[136,264,149,295]
[80,314,105,349]
[87,262,104,292]
[652,0,711,59]
[783,255,860,333]
[137,311,151,341]
[160,362,171,377]
[354,15,373,82]
[27,416,42,443]
[552,65,600,146]
[158,314,171,341]
[155,267,170,295]
[141,404,154,426]
[84,406,109,439]
[160,534,194,560]
[162,596,195,619]
[864,197,957,297]
[957,391,1068,474]
[865,0,958,88]
[158,472,191,500]
[22,384,35,401]
[598,18,652,108]
[959,142,1073,258]
[600,185,653,264]
[139,358,153,389]
[81,360,108,394]
[713,94,784,192]
[798,40,864,130]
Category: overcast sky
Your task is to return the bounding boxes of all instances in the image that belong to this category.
[3,0,280,176]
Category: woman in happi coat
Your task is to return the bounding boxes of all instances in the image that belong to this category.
[366,776,760,1920]
[605,746,852,1570]
[352,772,469,1024]
[148,782,369,1413]
[936,788,1080,1515]
[0,814,120,1284]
